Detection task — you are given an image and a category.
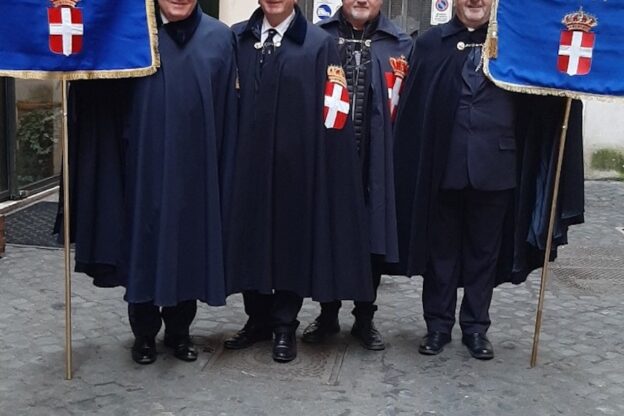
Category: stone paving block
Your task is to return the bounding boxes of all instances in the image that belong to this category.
[1,182,624,415]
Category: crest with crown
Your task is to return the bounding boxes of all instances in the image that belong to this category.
[390,56,409,79]
[327,65,347,88]
[562,8,598,32]
[50,0,80,7]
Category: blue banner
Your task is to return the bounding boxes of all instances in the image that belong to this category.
[0,0,158,80]
[485,0,624,98]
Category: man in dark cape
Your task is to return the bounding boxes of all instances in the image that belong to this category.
[302,0,412,351]
[224,1,373,363]
[57,0,238,365]
[393,0,584,359]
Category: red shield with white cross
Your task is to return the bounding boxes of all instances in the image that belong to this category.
[384,72,405,122]
[48,7,84,56]
[323,81,350,130]
[558,30,595,76]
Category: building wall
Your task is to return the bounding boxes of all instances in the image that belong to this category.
[584,102,624,149]
[218,0,257,26]
[583,101,624,178]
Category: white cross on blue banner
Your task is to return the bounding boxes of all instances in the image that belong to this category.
[484,0,624,99]
[0,0,159,80]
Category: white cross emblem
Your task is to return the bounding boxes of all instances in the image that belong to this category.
[324,83,350,129]
[49,8,84,56]
[559,31,593,76]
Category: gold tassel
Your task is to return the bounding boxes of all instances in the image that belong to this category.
[486,35,498,59]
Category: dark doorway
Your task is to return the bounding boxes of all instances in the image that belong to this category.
[0,79,12,201]
[199,0,219,18]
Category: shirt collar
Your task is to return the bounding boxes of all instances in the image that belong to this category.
[441,15,488,38]
[261,10,296,38]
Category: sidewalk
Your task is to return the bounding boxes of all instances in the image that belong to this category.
[1,181,623,416]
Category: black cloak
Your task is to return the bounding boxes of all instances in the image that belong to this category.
[55,79,129,287]
[225,6,374,302]
[393,18,585,285]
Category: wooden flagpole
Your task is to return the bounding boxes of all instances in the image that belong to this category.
[60,79,73,380]
[530,97,573,368]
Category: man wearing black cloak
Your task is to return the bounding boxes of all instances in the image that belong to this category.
[224,0,374,363]
[302,0,412,351]
[393,0,584,359]
[58,0,237,365]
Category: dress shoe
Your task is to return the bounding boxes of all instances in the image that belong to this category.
[131,336,157,365]
[272,331,297,363]
[462,333,494,360]
[301,317,340,344]
[224,324,272,350]
[164,335,198,362]
[350,320,385,351]
[418,331,451,355]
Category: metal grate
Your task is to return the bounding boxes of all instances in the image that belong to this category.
[550,245,624,294]
[5,201,61,248]
[207,339,347,385]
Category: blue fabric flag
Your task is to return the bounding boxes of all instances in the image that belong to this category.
[0,0,158,80]
[485,0,624,98]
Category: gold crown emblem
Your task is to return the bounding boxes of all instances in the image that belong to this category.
[51,0,80,7]
[327,65,347,88]
[390,56,409,78]
[562,9,598,32]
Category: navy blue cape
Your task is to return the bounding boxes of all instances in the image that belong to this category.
[318,10,413,264]
[123,11,237,306]
[58,8,238,306]
[225,7,374,302]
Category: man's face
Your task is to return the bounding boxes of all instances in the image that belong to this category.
[259,0,296,25]
[341,0,383,29]
[455,0,492,28]
[158,0,197,22]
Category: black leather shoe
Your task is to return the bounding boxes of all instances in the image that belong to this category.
[272,331,297,363]
[302,317,340,344]
[164,335,198,362]
[224,324,272,350]
[350,320,385,351]
[462,333,494,360]
[131,336,157,365]
[418,332,451,355]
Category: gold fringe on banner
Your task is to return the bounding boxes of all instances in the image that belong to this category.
[0,0,160,81]
[482,0,624,103]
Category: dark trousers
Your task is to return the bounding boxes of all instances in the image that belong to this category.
[318,255,384,322]
[423,188,511,335]
[243,290,303,333]
[128,300,197,339]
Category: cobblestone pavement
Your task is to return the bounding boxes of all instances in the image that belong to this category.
[1,181,624,416]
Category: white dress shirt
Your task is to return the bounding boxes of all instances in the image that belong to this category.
[260,10,296,44]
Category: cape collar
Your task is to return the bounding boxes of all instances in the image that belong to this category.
[319,8,402,40]
[441,15,488,39]
[242,5,307,45]
[156,3,203,47]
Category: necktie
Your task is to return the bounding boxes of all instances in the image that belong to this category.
[468,46,482,70]
[258,28,278,84]
[262,29,278,57]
